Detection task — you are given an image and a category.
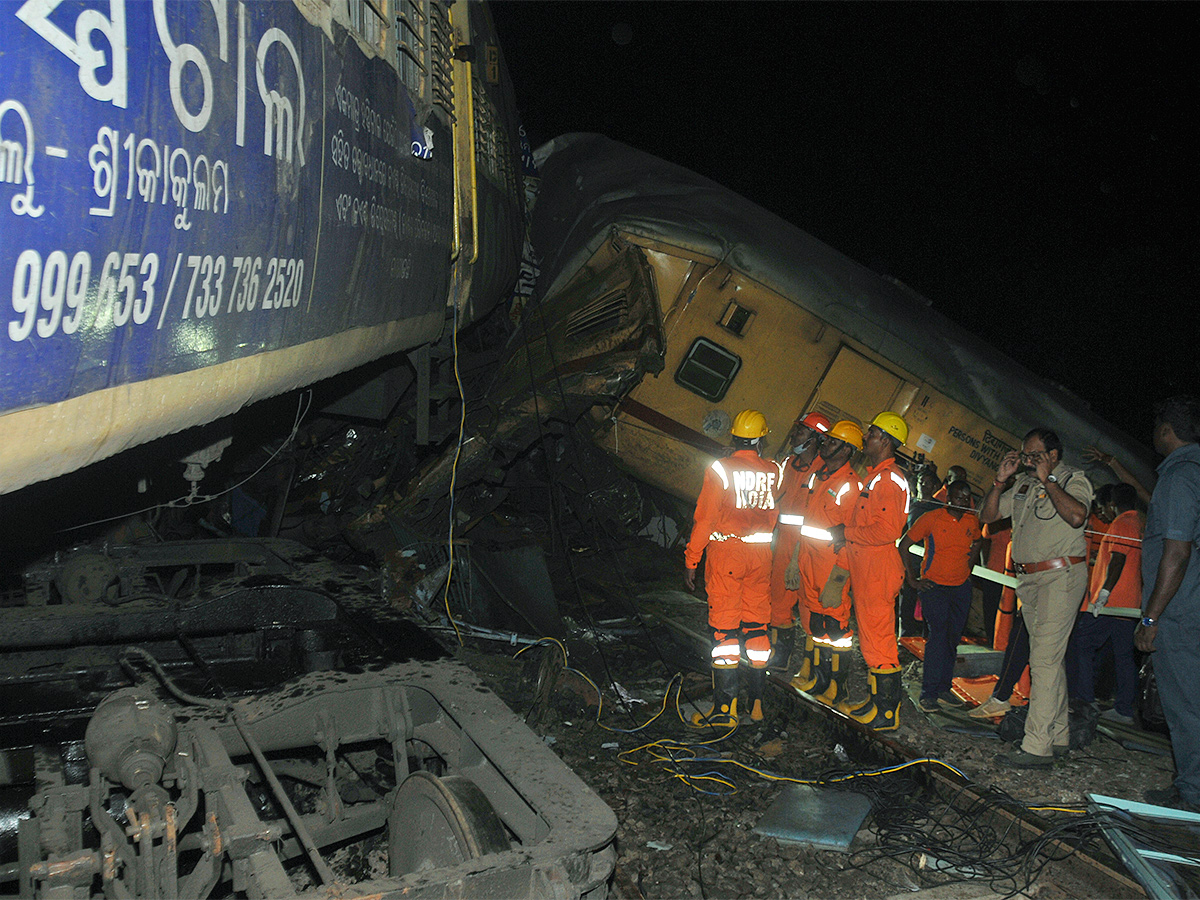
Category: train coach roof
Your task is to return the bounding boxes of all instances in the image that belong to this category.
[531,133,1154,487]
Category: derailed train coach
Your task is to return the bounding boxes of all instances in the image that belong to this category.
[0,0,526,496]
[501,132,1154,505]
[0,5,619,898]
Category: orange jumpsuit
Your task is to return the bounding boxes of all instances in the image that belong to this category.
[1082,509,1143,612]
[770,454,822,632]
[686,450,781,668]
[845,458,910,668]
[801,461,862,637]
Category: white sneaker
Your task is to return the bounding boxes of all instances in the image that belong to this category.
[968,696,1011,718]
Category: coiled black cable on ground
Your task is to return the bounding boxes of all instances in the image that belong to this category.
[804,765,1192,899]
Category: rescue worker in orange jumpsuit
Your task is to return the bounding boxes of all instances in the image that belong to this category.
[685,410,781,727]
[790,421,864,706]
[770,412,832,678]
[1069,482,1143,723]
[831,412,912,730]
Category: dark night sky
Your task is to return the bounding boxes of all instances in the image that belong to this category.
[490,2,1198,447]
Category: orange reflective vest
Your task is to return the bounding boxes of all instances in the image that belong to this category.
[686,450,782,570]
[800,461,862,561]
[776,454,822,535]
[845,458,910,549]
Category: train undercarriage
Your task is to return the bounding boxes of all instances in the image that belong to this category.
[0,539,616,899]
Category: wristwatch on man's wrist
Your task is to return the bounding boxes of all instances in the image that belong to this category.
[1045,474,1058,484]
[1141,616,1158,628]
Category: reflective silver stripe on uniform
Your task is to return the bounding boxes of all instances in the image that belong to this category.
[868,473,882,490]
[711,459,729,490]
[746,647,771,663]
[779,513,805,526]
[889,470,911,514]
[712,645,740,664]
[814,634,854,648]
[710,531,773,543]
[801,524,834,541]
[835,483,853,505]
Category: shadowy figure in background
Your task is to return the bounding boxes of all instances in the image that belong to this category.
[933,465,968,504]
[1083,446,1153,506]
[900,481,983,712]
[979,512,1013,648]
[969,609,1030,720]
[768,413,830,677]
[1067,483,1143,724]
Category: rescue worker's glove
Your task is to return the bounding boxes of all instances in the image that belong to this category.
[1089,587,1111,617]
[784,560,801,591]
[819,566,850,608]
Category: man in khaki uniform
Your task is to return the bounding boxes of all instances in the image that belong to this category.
[980,428,1093,767]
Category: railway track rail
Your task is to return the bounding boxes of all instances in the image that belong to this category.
[770,670,1149,899]
[643,605,1157,899]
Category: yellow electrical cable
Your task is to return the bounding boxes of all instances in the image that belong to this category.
[440,310,467,645]
[515,639,689,735]
[509,642,1012,799]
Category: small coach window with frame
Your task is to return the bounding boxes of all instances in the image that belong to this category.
[675,338,742,402]
[718,300,755,336]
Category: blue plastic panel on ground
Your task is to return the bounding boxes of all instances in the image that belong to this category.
[753,783,872,852]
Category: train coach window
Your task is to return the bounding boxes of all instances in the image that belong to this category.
[719,300,755,336]
[347,0,388,55]
[675,338,741,402]
[396,1,429,97]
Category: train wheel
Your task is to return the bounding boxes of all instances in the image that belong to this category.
[388,771,510,876]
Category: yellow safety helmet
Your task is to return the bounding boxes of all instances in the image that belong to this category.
[731,409,769,439]
[870,411,909,446]
[827,420,864,451]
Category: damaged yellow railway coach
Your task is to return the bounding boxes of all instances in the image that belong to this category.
[524,133,1153,501]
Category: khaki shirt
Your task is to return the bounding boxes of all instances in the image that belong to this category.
[998,462,1093,564]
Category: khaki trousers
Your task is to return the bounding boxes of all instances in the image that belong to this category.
[1017,563,1088,756]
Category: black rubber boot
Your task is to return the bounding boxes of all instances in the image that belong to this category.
[806,645,834,697]
[791,644,823,692]
[836,667,876,717]
[690,666,740,729]
[746,667,767,721]
[790,634,816,685]
[769,626,796,675]
[848,666,902,731]
[814,648,847,707]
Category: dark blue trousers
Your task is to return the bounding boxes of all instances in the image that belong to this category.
[996,612,1030,700]
[1155,618,1200,806]
[920,580,974,699]
[1066,612,1137,717]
